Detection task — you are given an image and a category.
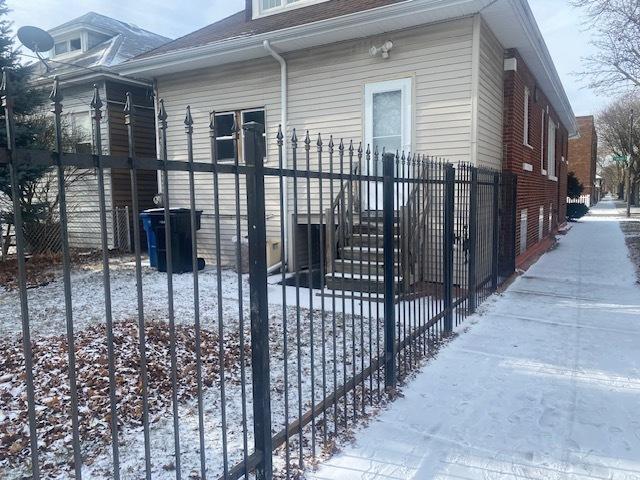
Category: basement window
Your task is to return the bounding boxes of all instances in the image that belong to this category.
[520,209,528,255]
[538,206,544,241]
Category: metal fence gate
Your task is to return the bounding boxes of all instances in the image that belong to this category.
[0,72,516,480]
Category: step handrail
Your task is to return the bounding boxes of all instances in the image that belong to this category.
[326,160,360,273]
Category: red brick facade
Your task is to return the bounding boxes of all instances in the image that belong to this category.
[568,116,598,203]
[502,49,568,266]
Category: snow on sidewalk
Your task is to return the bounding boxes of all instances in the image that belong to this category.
[308,198,640,480]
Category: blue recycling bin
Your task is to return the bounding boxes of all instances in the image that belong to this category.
[140,208,204,273]
[140,210,162,267]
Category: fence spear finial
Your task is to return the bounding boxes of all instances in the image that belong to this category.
[157,98,168,123]
[50,77,63,104]
[184,105,193,134]
[328,135,334,153]
[0,68,8,97]
[317,133,323,150]
[357,142,363,159]
[338,138,344,154]
[277,124,284,146]
[90,84,103,111]
[348,139,354,156]
[304,130,311,151]
[291,128,298,146]
[124,92,135,126]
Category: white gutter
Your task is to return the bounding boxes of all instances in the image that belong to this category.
[263,39,290,270]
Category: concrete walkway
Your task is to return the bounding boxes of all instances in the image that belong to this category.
[309,198,640,480]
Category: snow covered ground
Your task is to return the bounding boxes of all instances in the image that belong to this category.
[308,198,640,480]
[1,255,410,478]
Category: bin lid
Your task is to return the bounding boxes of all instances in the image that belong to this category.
[142,208,202,215]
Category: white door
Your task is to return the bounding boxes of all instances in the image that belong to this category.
[364,78,413,210]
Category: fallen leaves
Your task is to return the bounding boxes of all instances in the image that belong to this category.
[0,319,249,478]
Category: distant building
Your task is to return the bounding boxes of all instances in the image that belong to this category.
[27,12,170,250]
[568,116,599,206]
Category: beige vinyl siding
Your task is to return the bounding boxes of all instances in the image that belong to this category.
[476,18,504,170]
[155,16,502,266]
[157,58,281,265]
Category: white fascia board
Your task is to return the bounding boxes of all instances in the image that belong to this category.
[115,0,576,136]
[30,70,151,89]
[115,0,491,77]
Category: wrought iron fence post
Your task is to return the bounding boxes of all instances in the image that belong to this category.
[443,163,455,333]
[91,84,121,479]
[382,152,397,391]
[1,68,40,479]
[124,92,153,479]
[467,167,478,313]
[50,78,84,479]
[244,121,274,480]
[491,172,500,291]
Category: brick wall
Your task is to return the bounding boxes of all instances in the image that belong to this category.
[568,116,597,199]
[502,49,569,264]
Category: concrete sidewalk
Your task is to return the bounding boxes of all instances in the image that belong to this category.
[309,198,640,480]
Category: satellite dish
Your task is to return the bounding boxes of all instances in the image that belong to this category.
[17,26,54,73]
[17,26,54,53]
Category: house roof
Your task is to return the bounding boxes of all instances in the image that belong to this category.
[28,12,170,82]
[138,0,405,59]
[117,0,578,136]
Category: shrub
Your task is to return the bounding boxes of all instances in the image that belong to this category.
[567,203,589,221]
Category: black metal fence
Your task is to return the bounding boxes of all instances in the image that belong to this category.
[0,72,516,480]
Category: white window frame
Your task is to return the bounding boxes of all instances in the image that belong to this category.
[541,109,547,175]
[523,87,531,148]
[547,118,557,179]
[253,0,329,18]
[53,37,82,57]
[364,78,413,157]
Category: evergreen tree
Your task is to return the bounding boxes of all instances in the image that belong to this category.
[567,171,585,200]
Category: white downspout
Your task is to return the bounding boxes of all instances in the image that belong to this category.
[263,39,290,270]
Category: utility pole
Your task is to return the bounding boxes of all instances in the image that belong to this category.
[627,109,634,218]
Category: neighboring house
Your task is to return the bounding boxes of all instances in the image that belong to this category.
[27,12,170,249]
[568,115,599,206]
[117,0,577,270]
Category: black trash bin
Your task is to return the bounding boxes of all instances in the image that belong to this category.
[142,208,204,273]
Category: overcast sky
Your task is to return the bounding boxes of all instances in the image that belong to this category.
[7,0,606,116]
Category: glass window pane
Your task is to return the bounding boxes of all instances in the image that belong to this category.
[54,42,68,55]
[373,136,401,157]
[70,38,81,51]
[215,113,235,138]
[216,139,235,161]
[373,90,401,138]
[262,0,281,9]
[242,110,265,126]
[242,110,266,160]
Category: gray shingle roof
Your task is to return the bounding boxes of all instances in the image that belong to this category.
[136,0,405,60]
[29,12,170,78]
